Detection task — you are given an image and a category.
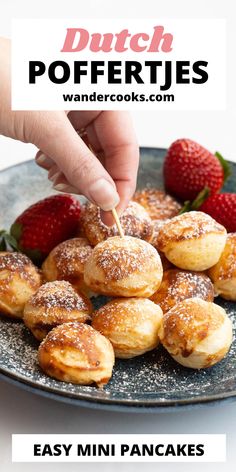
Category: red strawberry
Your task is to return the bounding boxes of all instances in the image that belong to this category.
[164,139,230,201]
[199,193,236,233]
[9,194,81,264]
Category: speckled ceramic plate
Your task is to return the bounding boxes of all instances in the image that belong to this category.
[1,147,236,413]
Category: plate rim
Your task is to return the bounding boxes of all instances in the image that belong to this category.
[1,369,236,413]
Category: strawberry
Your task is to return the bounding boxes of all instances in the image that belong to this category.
[163,139,230,201]
[199,193,236,233]
[5,194,81,264]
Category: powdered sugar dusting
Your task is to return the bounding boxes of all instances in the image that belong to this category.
[93,298,160,331]
[40,322,99,354]
[162,298,225,351]
[95,236,159,281]
[152,269,214,313]
[216,234,236,280]
[133,188,181,220]
[0,297,235,404]
[158,211,226,249]
[0,252,32,271]
[81,201,153,245]
[150,219,171,249]
[30,281,89,312]
[0,251,40,288]
[53,238,93,277]
[168,271,212,297]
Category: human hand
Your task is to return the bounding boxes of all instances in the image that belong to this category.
[35,110,140,225]
[0,37,139,224]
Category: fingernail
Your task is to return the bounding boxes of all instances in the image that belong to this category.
[53,183,69,191]
[89,179,120,211]
[50,171,61,183]
[36,154,52,167]
[53,184,78,194]
[100,209,116,227]
[36,153,47,164]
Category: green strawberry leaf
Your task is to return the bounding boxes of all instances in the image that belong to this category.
[0,229,19,251]
[178,200,192,214]
[0,237,7,251]
[179,187,210,214]
[4,234,19,250]
[10,222,23,241]
[0,227,43,265]
[20,247,44,265]
[215,151,231,183]
[191,187,210,210]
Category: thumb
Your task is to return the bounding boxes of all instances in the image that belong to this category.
[31,112,120,211]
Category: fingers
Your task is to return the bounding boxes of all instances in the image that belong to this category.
[96,111,139,194]
[68,111,139,225]
[67,111,102,132]
[69,112,139,208]
[35,152,53,170]
[71,112,139,208]
[35,152,78,193]
[35,151,116,225]
[95,111,139,224]
[32,112,120,211]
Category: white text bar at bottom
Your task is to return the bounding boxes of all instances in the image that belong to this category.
[12,434,226,462]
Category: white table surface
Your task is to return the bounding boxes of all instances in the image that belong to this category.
[1,1,236,471]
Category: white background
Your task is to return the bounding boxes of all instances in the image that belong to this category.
[0,1,236,471]
[11,19,226,110]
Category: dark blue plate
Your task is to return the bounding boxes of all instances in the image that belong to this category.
[0,147,236,413]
